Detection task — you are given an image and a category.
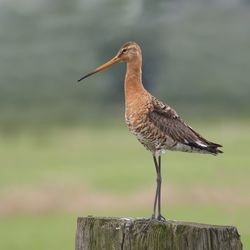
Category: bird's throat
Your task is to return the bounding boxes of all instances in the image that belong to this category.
[124,60,145,105]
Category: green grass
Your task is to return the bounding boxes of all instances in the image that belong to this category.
[0,214,74,250]
[0,120,249,249]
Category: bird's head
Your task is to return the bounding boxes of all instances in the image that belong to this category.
[78,41,141,82]
[116,41,142,63]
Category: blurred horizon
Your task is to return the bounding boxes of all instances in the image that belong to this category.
[0,0,250,129]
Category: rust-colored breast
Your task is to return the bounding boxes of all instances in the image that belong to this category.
[123,52,222,155]
[125,92,172,153]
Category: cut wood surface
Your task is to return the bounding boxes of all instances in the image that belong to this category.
[75,216,242,250]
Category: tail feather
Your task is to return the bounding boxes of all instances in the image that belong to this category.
[202,139,223,154]
[186,141,223,155]
[184,124,223,155]
[206,143,223,154]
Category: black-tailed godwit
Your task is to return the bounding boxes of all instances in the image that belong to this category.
[78,41,222,221]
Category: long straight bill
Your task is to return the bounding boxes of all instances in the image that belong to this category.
[78,56,120,82]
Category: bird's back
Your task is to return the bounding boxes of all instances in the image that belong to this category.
[125,92,222,156]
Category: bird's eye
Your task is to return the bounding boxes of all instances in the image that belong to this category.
[122,48,128,53]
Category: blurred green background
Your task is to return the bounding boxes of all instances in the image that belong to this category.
[0,0,250,249]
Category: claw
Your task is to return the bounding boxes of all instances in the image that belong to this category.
[157,214,166,221]
[135,218,152,235]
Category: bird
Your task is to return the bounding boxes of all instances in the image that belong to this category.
[78,41,223,221]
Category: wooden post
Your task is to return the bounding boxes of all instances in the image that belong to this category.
[75,216,242,250]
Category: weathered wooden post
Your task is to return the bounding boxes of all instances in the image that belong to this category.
[75,216,242,250]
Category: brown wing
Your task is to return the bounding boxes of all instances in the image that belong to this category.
[149,97,223,154]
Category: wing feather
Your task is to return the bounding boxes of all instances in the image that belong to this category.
[149,97,223,154]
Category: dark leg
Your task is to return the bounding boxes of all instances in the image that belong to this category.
[138,156,159,233]
[137,156,163,234]
[157,155,165,221]
[152,156,159,219]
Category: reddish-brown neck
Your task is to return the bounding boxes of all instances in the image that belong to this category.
[124,58,145,107]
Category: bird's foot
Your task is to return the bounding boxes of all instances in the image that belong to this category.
[157,214,166,221]
[135,214,166,235]
[136,216,155,235]
[151,214,156,220]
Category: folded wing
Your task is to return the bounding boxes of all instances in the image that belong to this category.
[149,97,223,155]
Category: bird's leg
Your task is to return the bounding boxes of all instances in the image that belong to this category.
[138,156,159,234]
[157,155,165,221]
[152,155,159,220]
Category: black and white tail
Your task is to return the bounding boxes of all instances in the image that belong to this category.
[186,140,223,155]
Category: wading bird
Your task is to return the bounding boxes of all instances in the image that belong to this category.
[78,42,222,221]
